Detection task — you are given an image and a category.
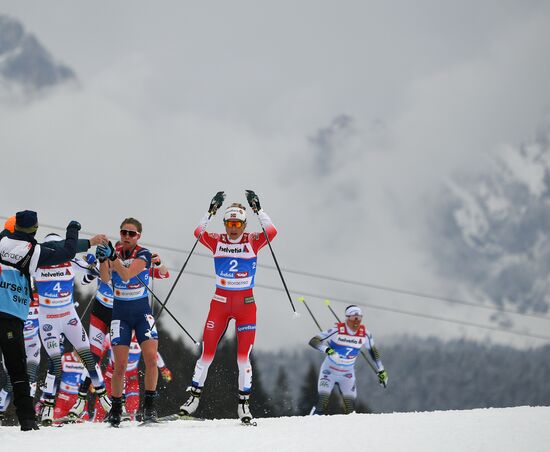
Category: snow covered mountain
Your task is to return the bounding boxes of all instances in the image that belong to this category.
[431,123,550,320]
[0,15,75,96]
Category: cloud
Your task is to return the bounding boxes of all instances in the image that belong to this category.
[2,1,550,351]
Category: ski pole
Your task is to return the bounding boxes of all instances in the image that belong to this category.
[136,274,199,345]
[248,194,297,315]
[79,291,96,321]
[324,299,379,375]
[297,297,323,331]
[154,213,212,322]
[150,259,155,316]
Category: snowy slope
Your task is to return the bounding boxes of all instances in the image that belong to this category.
[2,406,549,452]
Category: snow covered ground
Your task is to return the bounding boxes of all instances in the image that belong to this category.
[2,406,549,452]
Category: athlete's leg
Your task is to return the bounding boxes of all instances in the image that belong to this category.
[191,299,231,388]
[62,308,105,389]
[93,368,112,422]
[314,360,337,415]
[2,316,41,426]
[124,371,140,418]
[235,301,257,393]
[336,370,357,414]
[24,334,41,397]
[54,391,75,419]
[38,316,63,400]
[88,305,110,360]
[134,311,158,392]
[111,345,130,398]
[79,302,112,396]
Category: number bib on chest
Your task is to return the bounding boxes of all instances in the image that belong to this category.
[35,263,74,308]
[213,242,257,291]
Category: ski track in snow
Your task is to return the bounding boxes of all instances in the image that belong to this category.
[1,406,549,452]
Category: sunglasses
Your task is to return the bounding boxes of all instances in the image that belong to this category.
[225,220,244,228]
[120,229,139,238]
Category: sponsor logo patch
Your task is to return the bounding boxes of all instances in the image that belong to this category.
[213,294,227,303]
[236,324,256,333]
[244,296,255,304]
[42,324,53,332]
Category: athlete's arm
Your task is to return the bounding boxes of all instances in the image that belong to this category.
[249,210,277,253]
[364,332,384,371]
[308,327,337,353]
[151,266,169,279]
[150,253,169,279]
[42,235,108,255]
[37,223,79,266]
[110,256,147,281]
[194,213,218,252]
[99,259,111,283]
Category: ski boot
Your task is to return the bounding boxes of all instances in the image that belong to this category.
[179,386,201,416]
[67,391,87,419]
[141,390,159,424]
[109,397,122,428]
[20,418,40,431]
[96,387,112,413]
[40,398,55,426]
[238,391,254,425]
[141,407,158,424]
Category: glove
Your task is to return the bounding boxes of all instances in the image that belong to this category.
[160,367,172,383]
[245,190,261,213]
[67,220,81,231]
[151,253,161,267]
[325,347,336,356]
[96,241,116,262]
[208,191,226,215]
[84,253,97,267]
[377,369,388,388]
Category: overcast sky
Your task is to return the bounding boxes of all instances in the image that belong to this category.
[1,1,550,351]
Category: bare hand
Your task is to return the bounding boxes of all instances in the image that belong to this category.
[89,234,109,247]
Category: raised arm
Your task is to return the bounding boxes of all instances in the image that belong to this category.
[36,221,81,267]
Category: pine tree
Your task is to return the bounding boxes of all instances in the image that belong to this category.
[153,321,197,417]
[249,353,276,418]
[275,366,294,416]
[297,362,319,415]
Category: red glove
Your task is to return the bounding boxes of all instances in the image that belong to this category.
[151,253,161,267]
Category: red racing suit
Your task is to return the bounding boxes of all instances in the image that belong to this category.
[191,210,276,393]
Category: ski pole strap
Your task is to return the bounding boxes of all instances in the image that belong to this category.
[298,297,323,331]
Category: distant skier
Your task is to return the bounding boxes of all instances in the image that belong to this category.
[179,190,276,424]
[309,305,388,414]
[54,350,89,421]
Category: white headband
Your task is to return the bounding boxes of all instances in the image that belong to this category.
[345,306,363,317]
[224,206,246,222]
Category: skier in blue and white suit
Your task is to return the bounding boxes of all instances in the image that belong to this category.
[309,305,388,414]
[34,233,113,425]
